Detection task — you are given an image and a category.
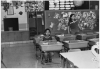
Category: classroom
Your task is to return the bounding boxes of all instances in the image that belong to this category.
[1,0,99,68]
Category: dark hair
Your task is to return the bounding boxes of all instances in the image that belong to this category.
[69,14,75,22]
[44,28,51,35]
[68,14,75,26]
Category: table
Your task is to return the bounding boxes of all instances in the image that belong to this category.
[63,40,88,51]
[60,50,99,68]
[56,34,76,42]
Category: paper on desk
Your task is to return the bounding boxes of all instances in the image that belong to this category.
[64,41,69,43]
[43,42,48,45]
[57,34,64,37]
[57,42,60,44]
[40,34,44,36]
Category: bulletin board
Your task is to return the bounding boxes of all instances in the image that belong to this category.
[44,10,98,34]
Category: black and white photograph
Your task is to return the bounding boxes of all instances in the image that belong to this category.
[1,0,99,68]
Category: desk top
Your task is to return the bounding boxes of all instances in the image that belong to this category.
[88,38,99,42]
[39,41,63,46]
[56,34,75,37]
[77,34,86,36]
[64,40,88,43]
[39,41,63,51]
[60,50,99,68]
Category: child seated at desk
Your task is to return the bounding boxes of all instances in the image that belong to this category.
[42,28,56,63]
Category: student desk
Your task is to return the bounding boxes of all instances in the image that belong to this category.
[55,34,76,42]
[60,50,99,68]
[88,38,99,49]
[62,40,88,52]
[76,33,97,40]
[39,41,63,52]
[39,41,63,64]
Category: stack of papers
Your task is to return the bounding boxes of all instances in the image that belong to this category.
[64,41,69,43]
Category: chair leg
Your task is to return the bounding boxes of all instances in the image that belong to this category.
[41,52,45,65]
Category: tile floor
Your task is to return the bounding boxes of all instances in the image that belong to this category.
[1,43,62,68]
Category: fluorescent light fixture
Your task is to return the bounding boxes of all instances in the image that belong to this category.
[60,5,64,7]
[65,5,70,7]
[55,8,59,10]
[65,7,70,9]
[71,5,74,7]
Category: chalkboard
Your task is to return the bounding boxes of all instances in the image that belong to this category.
[44,10,98,34]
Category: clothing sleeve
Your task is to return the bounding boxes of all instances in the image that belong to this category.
[43,36,45,41]
[68,22,70,26]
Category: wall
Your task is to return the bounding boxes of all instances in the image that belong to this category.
[1,4,30,42]
[1,4,28,31]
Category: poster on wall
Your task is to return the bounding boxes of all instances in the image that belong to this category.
[7,6,14,15]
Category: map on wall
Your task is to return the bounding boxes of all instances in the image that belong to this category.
[45,10,98,34]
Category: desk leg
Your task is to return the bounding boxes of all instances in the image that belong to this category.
[62,58,72,68]
[61,55,65,68]
[61,55,78,68]
[61,55,68,68]
[65,58,71,68]
[41,52,45,64]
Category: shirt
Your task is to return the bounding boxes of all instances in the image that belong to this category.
[43,35,52,41]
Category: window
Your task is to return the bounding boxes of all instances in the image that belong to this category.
[49,0,74,10]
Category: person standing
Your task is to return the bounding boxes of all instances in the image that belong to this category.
[68,14,79,34]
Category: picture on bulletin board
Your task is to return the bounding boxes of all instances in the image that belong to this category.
[7,6,14,15]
